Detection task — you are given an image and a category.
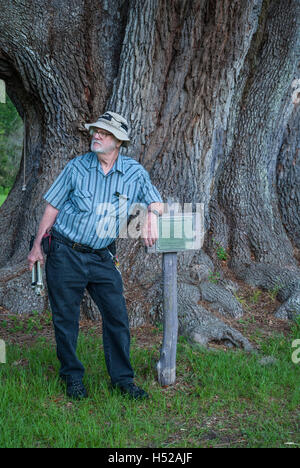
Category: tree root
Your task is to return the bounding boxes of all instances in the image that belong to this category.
[0,261,48,314]
[178,283,253,351]
[236,262,300,320]
[198,280,244,319]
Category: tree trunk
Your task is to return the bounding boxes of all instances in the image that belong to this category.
[0,0,299,347]
[0,0,128,314]
[277,105,300,250]
[210,0,300,319]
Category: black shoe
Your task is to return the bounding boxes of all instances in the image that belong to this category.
[113,382,149,400]
[65,378,88,400]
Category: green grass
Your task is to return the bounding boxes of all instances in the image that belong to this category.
[0,322,299,448]
[0,187,9,206]
[0,193,7,206]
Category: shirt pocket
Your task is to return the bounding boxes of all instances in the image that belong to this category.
[112,192,130,212]
[71,188,93,212]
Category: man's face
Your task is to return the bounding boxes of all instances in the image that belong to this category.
[90,128,120,154]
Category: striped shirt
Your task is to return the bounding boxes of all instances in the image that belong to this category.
[43,152,163,249]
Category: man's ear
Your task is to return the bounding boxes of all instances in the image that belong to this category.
[116,138,122,149]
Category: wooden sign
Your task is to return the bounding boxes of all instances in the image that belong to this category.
[146,204,204,386]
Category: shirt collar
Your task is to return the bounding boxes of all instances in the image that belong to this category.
[89,152,125,174]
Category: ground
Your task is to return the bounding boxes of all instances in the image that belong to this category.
[0,274,299,448]
[0,274,293,349]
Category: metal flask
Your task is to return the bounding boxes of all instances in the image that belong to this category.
[31,261,45,296]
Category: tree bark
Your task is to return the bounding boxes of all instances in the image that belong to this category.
[277,105,300,250]
[0,0,299,347]
[210,0,300,318]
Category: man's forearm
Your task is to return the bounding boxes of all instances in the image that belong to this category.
[34,203,59,246]
[147,202,164,216]
[142,202,163,247]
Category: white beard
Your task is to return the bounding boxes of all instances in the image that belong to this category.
[91,139,117,154]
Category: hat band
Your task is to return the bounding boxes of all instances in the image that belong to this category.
[98,113,128,132]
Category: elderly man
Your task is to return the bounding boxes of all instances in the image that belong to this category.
[28,111,163,400]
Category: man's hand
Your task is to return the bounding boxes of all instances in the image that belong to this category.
[142,212,159,247]
[27,203,59,271]
[27,243,44,271]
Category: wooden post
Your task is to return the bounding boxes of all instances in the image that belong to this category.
[147,202,204,386]
[157,252,178,386]
[0,79,5,103]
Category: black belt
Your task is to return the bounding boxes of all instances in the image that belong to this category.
[52,229,114,255]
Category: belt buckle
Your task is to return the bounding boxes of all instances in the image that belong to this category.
[72,242,79,250]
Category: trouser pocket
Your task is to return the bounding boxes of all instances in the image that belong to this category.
[107,250,121,274]
[41,232,52,254]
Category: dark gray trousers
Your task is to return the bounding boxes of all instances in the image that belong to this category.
[45,234,134,385]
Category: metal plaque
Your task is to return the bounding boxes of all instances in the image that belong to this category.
[147,208,204,253]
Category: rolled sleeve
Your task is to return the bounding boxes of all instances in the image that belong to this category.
[138,168,163,206]
[43,161,74,210]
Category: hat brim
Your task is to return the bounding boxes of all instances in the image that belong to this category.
[84,120,130,147]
